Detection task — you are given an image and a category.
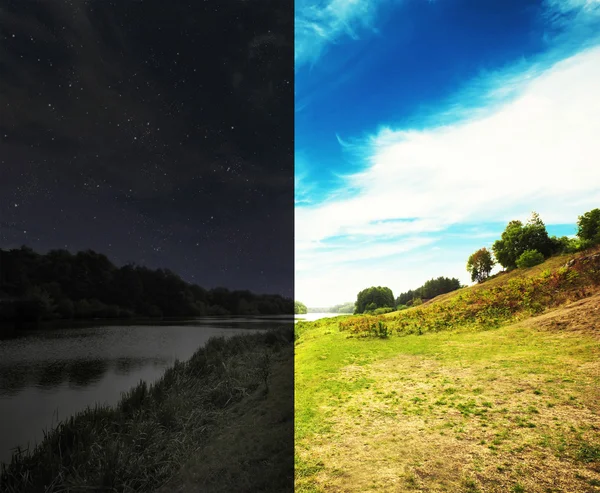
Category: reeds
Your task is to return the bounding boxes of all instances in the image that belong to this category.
[0,327,293,492]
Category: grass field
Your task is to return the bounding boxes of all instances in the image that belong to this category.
[295,255,600,492]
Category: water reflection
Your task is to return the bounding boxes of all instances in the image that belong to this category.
[0,319,286,464]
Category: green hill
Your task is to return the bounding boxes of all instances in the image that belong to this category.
[295,247,600,492]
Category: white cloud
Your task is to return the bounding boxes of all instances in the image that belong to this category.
[295,45,600,307]
[295,0,390,68]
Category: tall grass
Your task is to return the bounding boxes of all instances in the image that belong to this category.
[0,327,293,492]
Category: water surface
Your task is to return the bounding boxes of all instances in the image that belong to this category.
[0,316,289,465]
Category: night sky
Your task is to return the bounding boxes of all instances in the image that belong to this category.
[0,0,294,297]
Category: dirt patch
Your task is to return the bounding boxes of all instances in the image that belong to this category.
[300,352,600,492]
[523,293,600,339]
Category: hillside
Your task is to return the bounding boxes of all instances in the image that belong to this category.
[295,249,600,492]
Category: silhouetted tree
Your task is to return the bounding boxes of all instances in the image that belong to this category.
[0,246,293,327]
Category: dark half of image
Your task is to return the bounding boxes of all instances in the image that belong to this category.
[0,0,294,491]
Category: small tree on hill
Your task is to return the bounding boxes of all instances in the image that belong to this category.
[467,248,495,283]
[577,208,600,246]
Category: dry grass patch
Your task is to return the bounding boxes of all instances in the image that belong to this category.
[296,316,600,492]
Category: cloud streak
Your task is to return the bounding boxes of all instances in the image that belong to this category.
[295,0,390,68]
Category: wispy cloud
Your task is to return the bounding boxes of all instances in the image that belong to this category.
[296,44,600,307]
[295,0,390,68]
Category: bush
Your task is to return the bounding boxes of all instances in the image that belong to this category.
[372,307,393,315]
[516,249,545,269]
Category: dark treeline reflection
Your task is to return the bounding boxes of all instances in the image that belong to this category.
[0,246,294,328]
[0,357,167,395]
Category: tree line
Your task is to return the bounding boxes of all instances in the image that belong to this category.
[0,246,293,326]
[467,208,600,283]
[395,276,462,307]
[352,276,463,315]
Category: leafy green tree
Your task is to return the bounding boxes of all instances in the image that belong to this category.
[577,208,600,246]
[516,249,545,269]
[467,248,495,283]
[294,301,308,314]
[355,286,395,314]
[493,212,554,269]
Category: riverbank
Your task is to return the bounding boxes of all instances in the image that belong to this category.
[0,327,294,492]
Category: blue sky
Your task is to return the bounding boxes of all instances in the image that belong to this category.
[294,0,600,307]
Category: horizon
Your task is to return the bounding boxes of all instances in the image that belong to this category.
[295,0,600,307]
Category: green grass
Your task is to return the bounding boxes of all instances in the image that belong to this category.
[295,252,600,492]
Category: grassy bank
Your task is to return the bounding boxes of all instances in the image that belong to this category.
[295,253,600,492]
[1,328,294,492]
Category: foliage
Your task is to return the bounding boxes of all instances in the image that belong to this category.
[493,212,554,269]
[395,276,462,306]
[354,286,394,314]
[370,307,394,315]
[577,208,600,245]
[550,235,583,254]
[330,301,355,313]
[467,248,495,283]
[0,246,293,327]
[0,328,293,492]
[294,301,308,314]
[339,253,600,338]
[516,249,545,269]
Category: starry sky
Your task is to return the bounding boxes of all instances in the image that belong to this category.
[295,0,600,307]
[0,0,293,297]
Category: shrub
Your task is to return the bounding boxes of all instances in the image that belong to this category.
[516,249,545,269]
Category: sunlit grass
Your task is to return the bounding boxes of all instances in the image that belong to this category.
[295,251,600,492]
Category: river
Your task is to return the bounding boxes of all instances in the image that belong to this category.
[0,316,291,466]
